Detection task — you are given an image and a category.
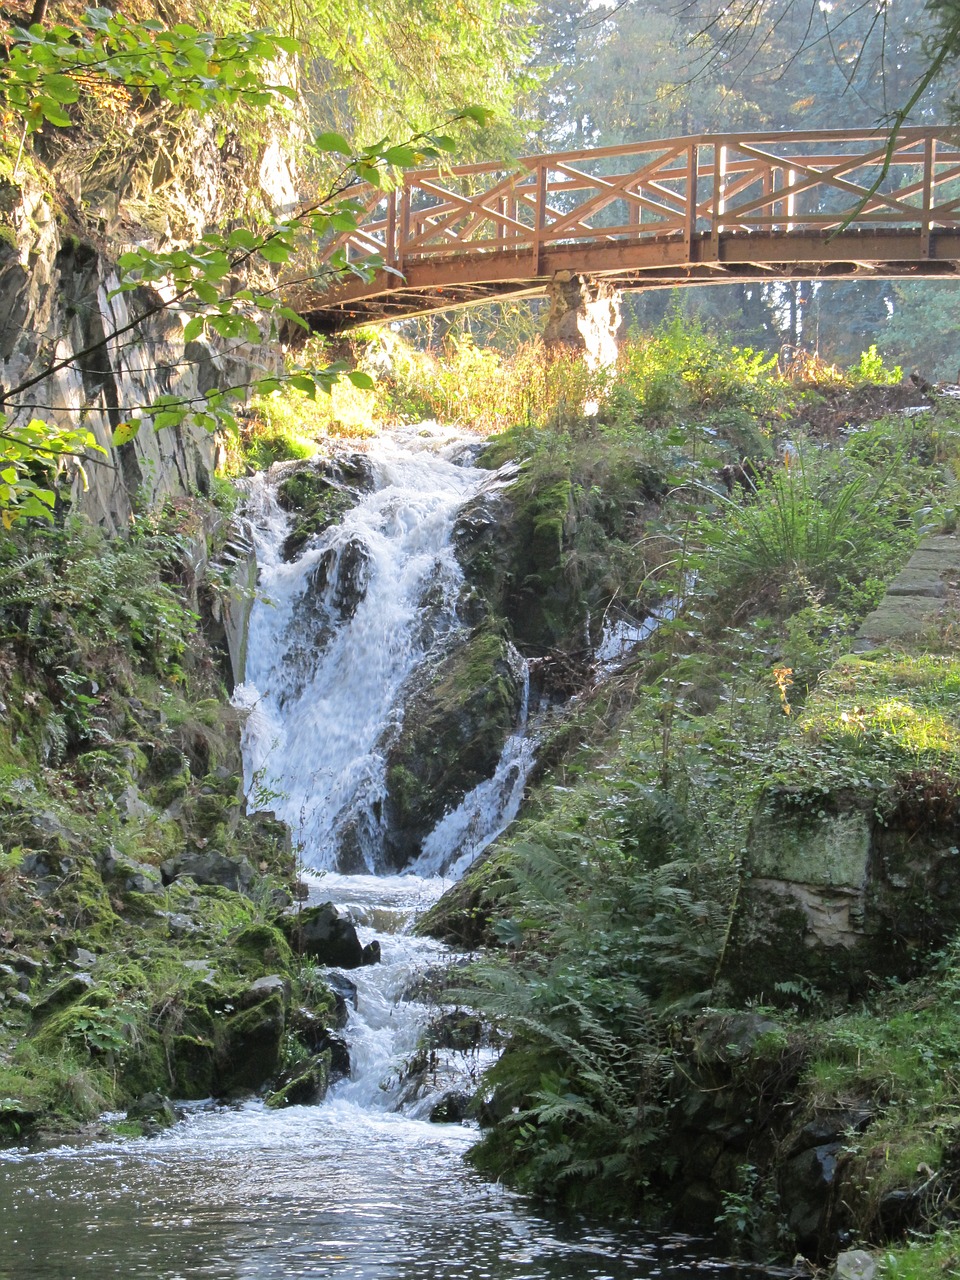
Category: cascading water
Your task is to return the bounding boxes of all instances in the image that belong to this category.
[234,424,530,876]
[232,423,538,1123]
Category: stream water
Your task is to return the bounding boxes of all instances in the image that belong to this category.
[0,426,747,1279]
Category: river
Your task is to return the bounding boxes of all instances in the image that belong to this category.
[0,425,749,1279]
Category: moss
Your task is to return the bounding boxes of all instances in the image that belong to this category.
[231,923,294,970]
[215,993,286,1093]
[382,624,523,866]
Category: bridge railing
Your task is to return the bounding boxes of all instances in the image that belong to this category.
[317,127,960,278]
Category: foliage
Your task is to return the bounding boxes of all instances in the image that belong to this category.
[847,345,903,387]
[0,8,298,133]
[450,362,960,1223]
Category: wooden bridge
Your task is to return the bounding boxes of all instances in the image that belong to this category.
[298,127,960,331]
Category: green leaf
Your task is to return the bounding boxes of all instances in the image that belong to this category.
[329,211,358,233]
[226,228,258,251]
[381,145,419,167]
[460,104,494,125]
[38,97,73,127]
[43,73,80,103]
[346,370,375,390]
[277,306,309,330]
[288,374,317,399]
[182,315,205,344]
[111,420,140,447]
[315,130,352,156]
[191,279,219,306]
[259,239,291,264]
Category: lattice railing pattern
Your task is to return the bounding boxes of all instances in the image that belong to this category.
[318,128,960,275]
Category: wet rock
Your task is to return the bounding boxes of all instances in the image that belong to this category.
[276,455,373,561]
[325,970,359,1024]
[265,1053,330,1108]
[288,1009,351,1080]
[331,537,370,620]
[430,1091,471,1123]
[284,903,366,969]
[424,1010,484,1051]
[360,940,381,966]
[160,850,256,894]
[382,624,525,870]
[126,1092,178,1134]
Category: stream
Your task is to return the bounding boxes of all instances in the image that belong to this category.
[0,425,750,1279]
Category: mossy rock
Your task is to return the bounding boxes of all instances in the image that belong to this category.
[264,1052,330,1108]
[277,467,359,561]
[416,845,509,948]
[231,923,294,971]
[168,1034,216,1098]
[215,992,286,1094]
[382,625,524,869]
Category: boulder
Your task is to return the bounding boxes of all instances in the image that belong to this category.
[264,1054,330,1108]
[126,1092,178,1133]
[283,903,366,969]
[160,850,256,894]
[32,972,96,1020]
[215,991,286,1094]
[430,1091,471,1123]
[382,625,525,869]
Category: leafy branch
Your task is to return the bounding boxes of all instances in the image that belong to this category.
[0,4,492,525]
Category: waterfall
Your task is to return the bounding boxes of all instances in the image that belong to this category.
[235,424,530,876]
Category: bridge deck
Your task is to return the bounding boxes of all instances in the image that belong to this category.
[294,128,960,331]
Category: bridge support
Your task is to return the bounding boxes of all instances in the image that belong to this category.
[542,272,622,369]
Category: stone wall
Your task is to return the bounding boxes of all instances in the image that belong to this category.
[722,533,960,1000]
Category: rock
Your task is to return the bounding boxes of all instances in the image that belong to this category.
[126,1092,178,1133]
[216,992,287,1094]
[265,1054,331,1108]
[102,851,163,896]
[73,948,98,970]
[32,972,96,1020]
[160,850,256,894]
[360,940,381,966]
[780,1143,842,1252]
[156,911,197,938]
[689,1012,785,1063]
[430,1091,471,1123]
[168,1034,216,1099]
[327,973,358,1005]
[232,923,294,969]
[834,1251,877,1280]
[424,1010,484,1051]
[240,975,289,1007]
[285,903,365,969]
[288,1009,351,1080]
[276,456,373,561]
[382,625,525,869]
